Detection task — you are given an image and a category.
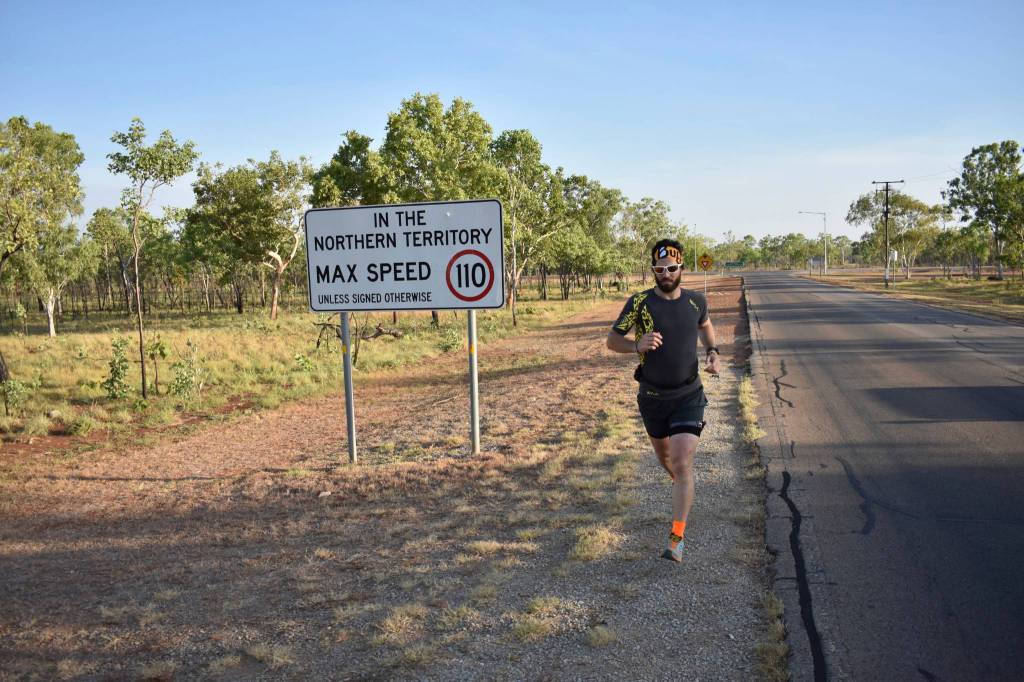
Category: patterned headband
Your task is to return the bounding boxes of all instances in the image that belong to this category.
[652,245,682,264]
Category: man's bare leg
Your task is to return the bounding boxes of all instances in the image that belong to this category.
[651,432,698,561]
[668,433,699,525]
[649,436,673,478]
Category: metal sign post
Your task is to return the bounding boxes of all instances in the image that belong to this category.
[340,312,357,464]
[468,310,480,454]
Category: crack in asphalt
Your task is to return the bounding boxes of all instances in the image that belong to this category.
[836,456,921,534]
[835,456,877,534]
[774,360,795,408]
[780,470,828,682]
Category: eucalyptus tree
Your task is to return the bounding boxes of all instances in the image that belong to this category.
[375,93,501,324]
[186,152,311,318]
[376,93,500,203]
[311,131,382,208]
[945,140,1023,280]
[86,208,133,312]
[563,175,624,288]
[619,197,673,280]
[780,233,811,269]
[930,229,966,277]
[184,160,268,315]
[107,118,198,398]
[0,116,84,277]
[17,225,96,336]
[847,190,941,278]
[489,131,582,323]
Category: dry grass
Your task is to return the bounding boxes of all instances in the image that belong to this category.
[438,605,480,631]
[55,659,96,679]
[805,270,1024,323]
[511,615,553,642]
[245,643,295,669]
[391,643,440,668]
[569,523,624,561]
[756,591,790,682]
[0,294,607,443]
[525,595,563,616]
[738,375,766,443]
[136,660,177,680]
[586,625,618,647]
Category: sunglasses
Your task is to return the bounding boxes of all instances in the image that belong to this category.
[652,264,682,275]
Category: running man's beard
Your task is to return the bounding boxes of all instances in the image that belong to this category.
[657,276,681,293]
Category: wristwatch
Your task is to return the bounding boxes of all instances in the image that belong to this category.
[706,346,720,356]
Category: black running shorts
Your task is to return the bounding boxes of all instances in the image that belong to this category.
[637,387,708,439]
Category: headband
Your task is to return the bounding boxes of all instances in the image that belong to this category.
[652,245,682,264]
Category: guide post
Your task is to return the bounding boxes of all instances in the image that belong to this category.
[340,312,357,463]
[468,310,480,454]
[698,253,714,293]
[305,200,504,460]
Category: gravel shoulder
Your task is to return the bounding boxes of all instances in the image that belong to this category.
[0,279,769,681]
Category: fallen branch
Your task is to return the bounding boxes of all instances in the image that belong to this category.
[313,322,403,350]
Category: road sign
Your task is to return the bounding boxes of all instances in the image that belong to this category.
[304,199,505,311]
[698,253,714,271]
[725,260,744,268]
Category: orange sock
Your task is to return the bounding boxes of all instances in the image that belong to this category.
[670,520,686,548]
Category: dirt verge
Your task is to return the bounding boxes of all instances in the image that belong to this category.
[0,277,769,681]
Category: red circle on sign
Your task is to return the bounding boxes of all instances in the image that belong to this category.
[446,249,495,302]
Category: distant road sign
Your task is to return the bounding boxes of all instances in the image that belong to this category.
[725,260,744,268]
[698,253,714,271]
[305,199,505,311]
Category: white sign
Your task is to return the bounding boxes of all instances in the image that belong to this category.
[305,200,505,311]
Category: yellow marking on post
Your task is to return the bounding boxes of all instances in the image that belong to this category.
[469,344,476,354]
[342,344,347,355]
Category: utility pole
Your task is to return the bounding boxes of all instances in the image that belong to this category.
[798,211,828,275]
[872,180,904,289]
[693,224,698,274]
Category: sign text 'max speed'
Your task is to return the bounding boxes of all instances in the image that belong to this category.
[305,200,505,311]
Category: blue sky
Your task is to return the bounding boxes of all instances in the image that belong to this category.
[4,1,1022,241]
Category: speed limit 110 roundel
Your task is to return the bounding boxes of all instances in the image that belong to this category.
[304,199,506,312]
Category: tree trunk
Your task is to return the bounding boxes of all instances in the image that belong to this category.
[508,225,518,326]
[233,281,244,314]
[995,235,1004,280]
[44,290,57,338]
[118,255,133,315]
[270,265,284,320]
[132,234,147,399]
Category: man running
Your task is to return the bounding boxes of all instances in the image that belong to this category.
[606,239,721,562]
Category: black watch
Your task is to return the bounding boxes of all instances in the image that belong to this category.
[706,346,720,356]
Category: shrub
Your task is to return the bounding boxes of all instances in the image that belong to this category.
[170,339,207,401]
[69,414,99,436]
[1,379,28,416]
[293,353,314,372]
[22,414,52,437]
[437,327,463,352]
[101,337,131,400]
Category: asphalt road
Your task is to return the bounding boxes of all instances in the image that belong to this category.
[745,271,1024,682]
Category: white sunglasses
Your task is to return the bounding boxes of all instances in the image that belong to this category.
[652,264,682,275]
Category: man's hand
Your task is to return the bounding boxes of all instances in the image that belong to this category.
[636,331,663,352]
[704,351,721,375]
